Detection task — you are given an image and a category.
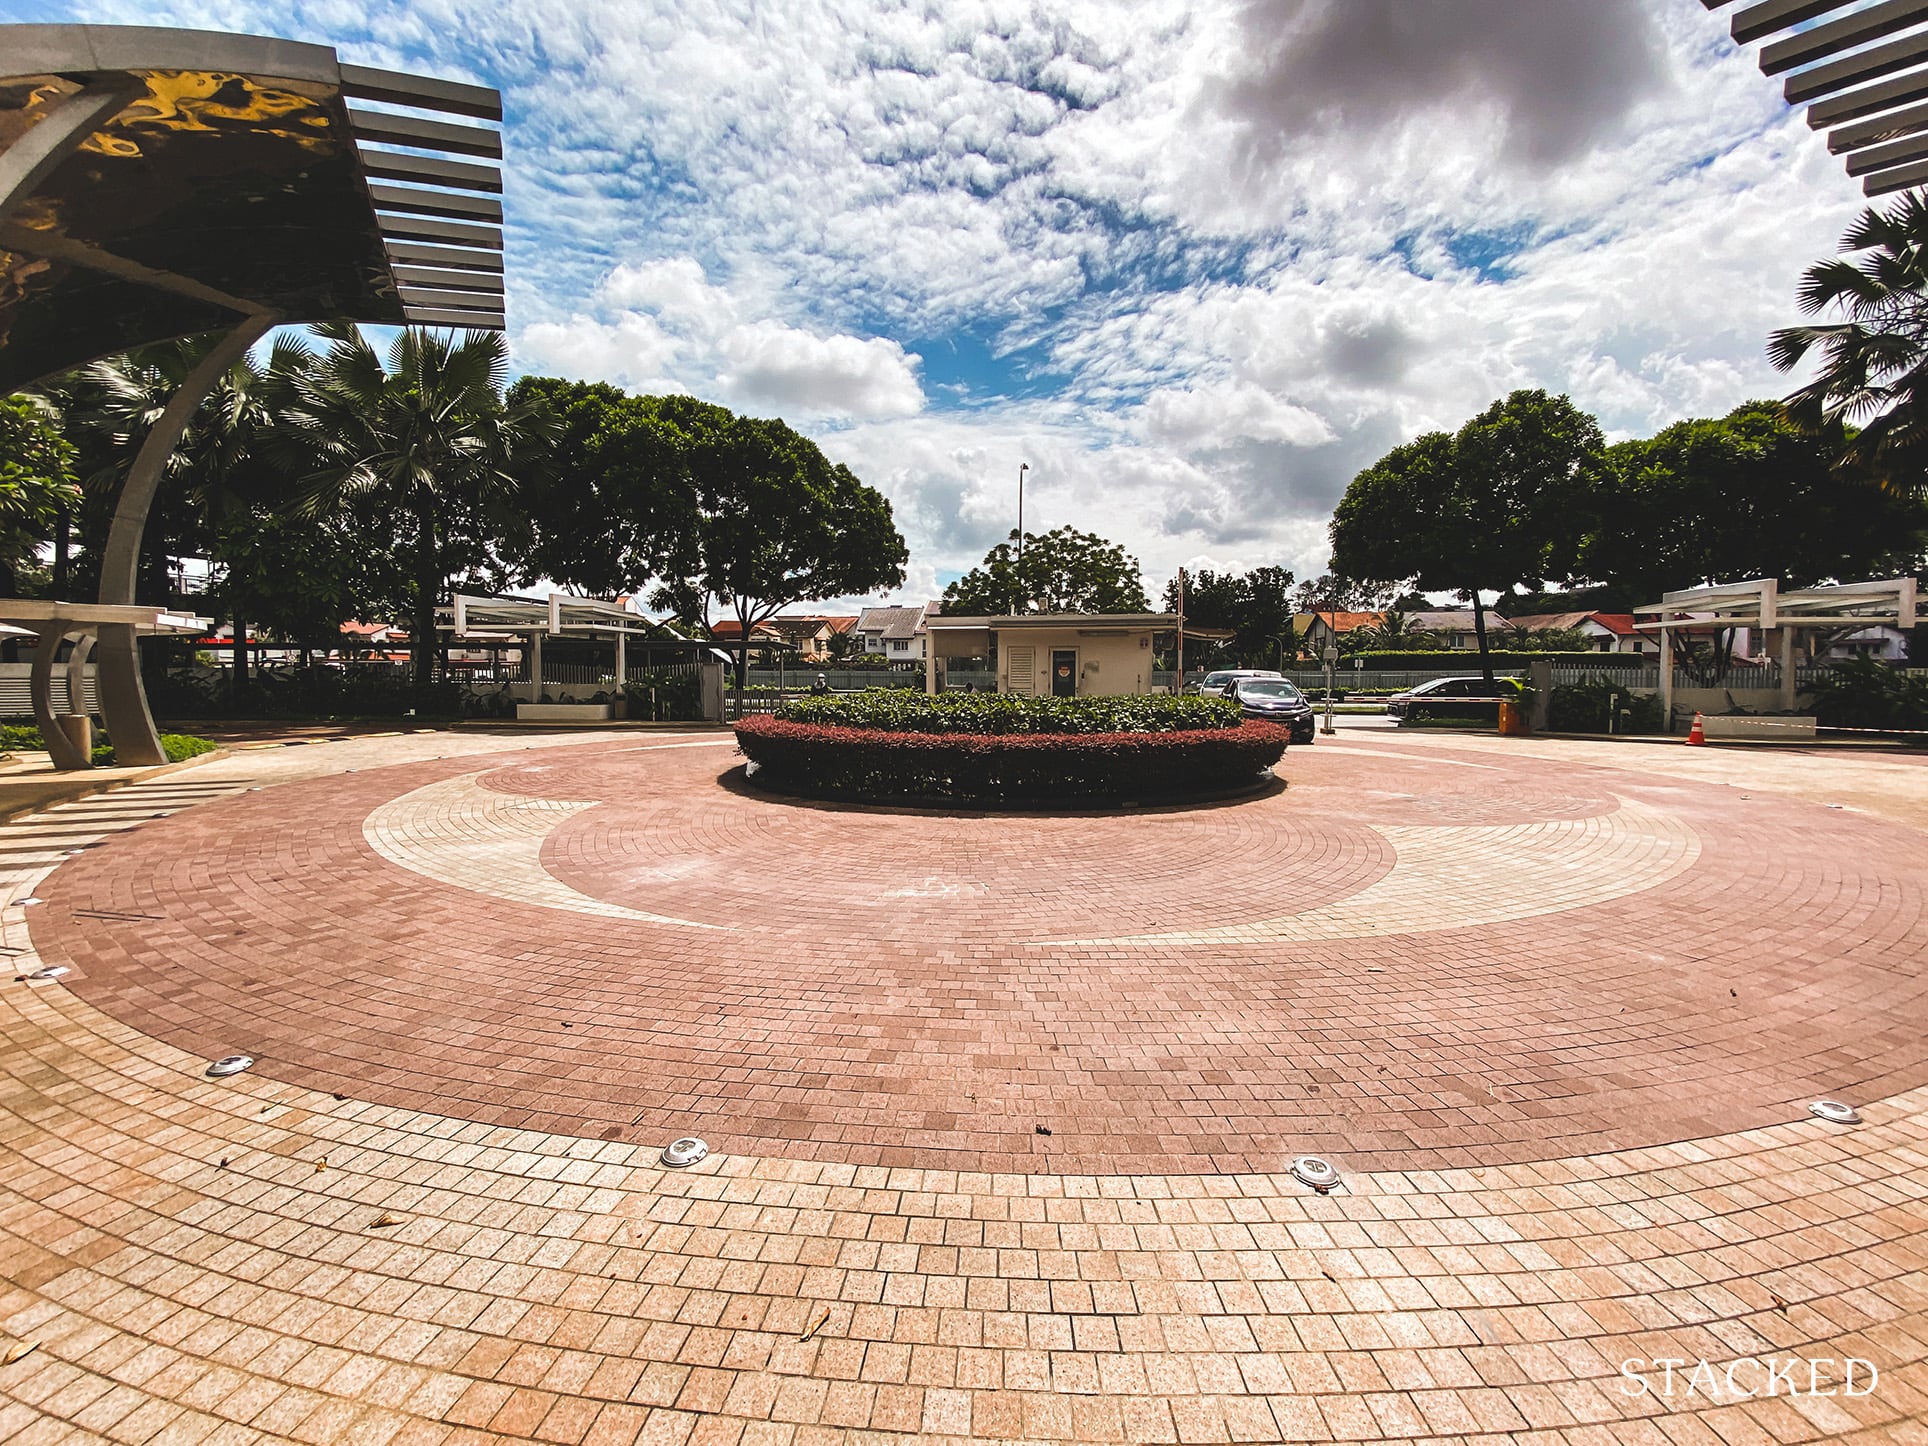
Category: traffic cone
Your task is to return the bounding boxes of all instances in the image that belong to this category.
[1686,711,1706,746]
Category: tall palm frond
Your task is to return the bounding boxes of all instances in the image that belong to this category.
[1770,191,1928,491]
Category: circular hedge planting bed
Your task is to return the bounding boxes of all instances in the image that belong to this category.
[733,692,1291,805]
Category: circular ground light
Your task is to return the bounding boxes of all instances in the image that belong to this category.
[660,1137,709,1168]
[1810,1099,1861,1124]
[204,1055,254,1079]
[1291,1155,1340,1192]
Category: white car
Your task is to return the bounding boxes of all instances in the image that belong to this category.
[1189,668,1283,698]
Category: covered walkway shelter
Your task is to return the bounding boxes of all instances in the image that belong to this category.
[442,593,724,709]
[1,24,507,766]
[1636,576,1919,725]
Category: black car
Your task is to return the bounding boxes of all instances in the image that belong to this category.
[1385,675,1523,723]
[1228,678,1316,743]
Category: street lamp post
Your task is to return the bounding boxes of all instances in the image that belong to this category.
[1322,645,1338,734]
[1014,462,1029,615]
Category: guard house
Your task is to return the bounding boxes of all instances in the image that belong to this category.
[922,614,1183,697]
[0,24,509,767]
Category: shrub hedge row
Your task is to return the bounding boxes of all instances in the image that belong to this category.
[0,725,217,767]
[1804,655,1928,733]
[773,689,1241,735]
[734,715,1290,802]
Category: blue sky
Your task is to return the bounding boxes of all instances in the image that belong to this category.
[6,0,1871,603]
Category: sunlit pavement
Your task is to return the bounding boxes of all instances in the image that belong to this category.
[2,727,1923,1443]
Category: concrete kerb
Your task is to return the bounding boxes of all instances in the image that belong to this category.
[449,718,732,732]
[0,745,231,824]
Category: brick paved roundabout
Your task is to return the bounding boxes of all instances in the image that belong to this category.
[2,728,1925,1443]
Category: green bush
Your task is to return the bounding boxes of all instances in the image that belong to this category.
[156,733,219,763]
[1804,656,1928,733]
[735,715,1288,802]
[622,670,702,721]
[776,689,1241,735]
[1546,679,1665,734]
[0,725,217,766]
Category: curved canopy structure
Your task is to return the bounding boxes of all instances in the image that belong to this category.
[1,23,505,394]
[1707,0,1928,196]
[0,24,508,769]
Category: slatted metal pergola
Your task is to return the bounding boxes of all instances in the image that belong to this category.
[1707,0,1928,196]
[0,24,507,768]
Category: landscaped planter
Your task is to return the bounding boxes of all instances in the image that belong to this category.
[516,702,621,722]
[733,714,1291,805]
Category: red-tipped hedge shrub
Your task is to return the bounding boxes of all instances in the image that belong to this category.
[733,715,1290,803]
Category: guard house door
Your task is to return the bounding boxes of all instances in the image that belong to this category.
[1050,649,1077,697]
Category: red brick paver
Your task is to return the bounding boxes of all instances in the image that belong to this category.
[24,733,1928,1175]
[1,731,1924,1444]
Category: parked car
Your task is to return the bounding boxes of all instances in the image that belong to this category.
[1188,668,1283,698]
[1229,677,1316,743]
[1386,675,1524,724]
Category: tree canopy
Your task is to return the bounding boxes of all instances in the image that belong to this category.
[1582,401,1928,598]
[1329,389,1606,680]
[943,526,1150,615]
[0,395,79,595]
[504,377,695,596]
[1162,565,1297,666]
[284,325,552,682]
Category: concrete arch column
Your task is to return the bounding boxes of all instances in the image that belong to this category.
[92,316,274,767]
[30,624,90,771]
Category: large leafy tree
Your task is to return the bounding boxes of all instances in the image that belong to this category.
[504,377,694,595]
[1769,192,1928,494]
[285,325,551,684]
[1582,402,1927,670]
[1288,573,1391,615]
[1161,564,1297,667]
[647,406,908,704]
[0,395,81,596]
[943,526,1150,615]
[1330,389,1605,683]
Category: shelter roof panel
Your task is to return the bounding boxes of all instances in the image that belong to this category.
[0,23,506,392]
[1706,0,1928,193]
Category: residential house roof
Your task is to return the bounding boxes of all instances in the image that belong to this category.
[709,619,786,642]
[1299,611,1386,633]
[855,605,929,640]
[1505,611,1639,636]
[769,613,859,638]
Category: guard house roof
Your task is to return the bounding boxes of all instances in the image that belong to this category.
[925,613,1200,654]
[927,613,1184,631]
[1,24,507,392]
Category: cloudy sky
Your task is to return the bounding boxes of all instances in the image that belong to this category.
[12,0,1870,603]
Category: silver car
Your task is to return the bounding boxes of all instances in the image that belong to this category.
[1189,668,1284,698]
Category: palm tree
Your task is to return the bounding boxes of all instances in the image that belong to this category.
[1769,191,1928,493]
[284,325,552,685]
[55,334,317,696]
